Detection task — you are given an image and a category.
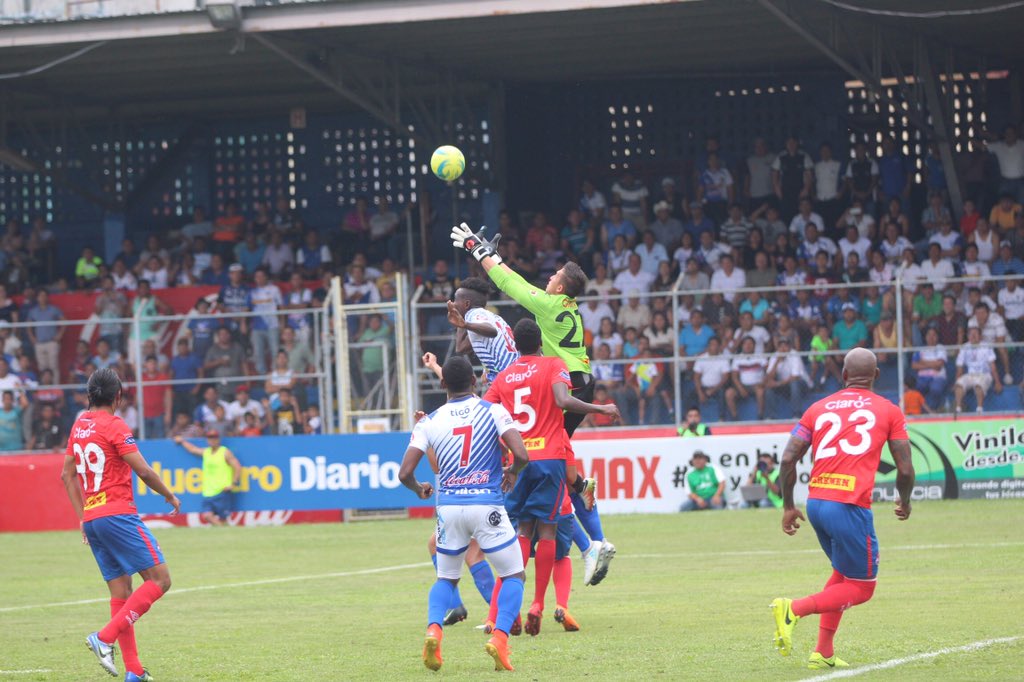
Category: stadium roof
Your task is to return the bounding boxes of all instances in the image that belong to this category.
[1,0,1023,125]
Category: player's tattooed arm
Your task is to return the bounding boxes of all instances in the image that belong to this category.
[890,438,915,520]
[552,382,620,419]
[399,446,433,499]
[779,435,810,536]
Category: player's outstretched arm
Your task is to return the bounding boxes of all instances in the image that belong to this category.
[122,451,181,514]
[552,382,620,420]
[421,353,443,381]
[779,435,811,535]
[890,438,915,520]
[398,446,433,499]
[446,300,497,338]
[173,435,205,456]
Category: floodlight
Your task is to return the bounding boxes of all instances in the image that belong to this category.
[206,1,242,30]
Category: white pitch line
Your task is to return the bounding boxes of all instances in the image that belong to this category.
[0,561,430,613]
[0,670,54,675]
[805,636,1023,680]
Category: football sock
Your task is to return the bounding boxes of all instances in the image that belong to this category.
[110,598,143,676]
[816,570,845,658]
[487,579,502,625]
[792,572,876,617]
[571,474,586,495]
[572,518,590,554]
[98,581,163,645]
[431,555,463,610]
[575,502,605,542]
[532,539,556,610]
[518,535,532,567]
[494,577,524,635]
[427,580,457,628]
[553,556,572,607]
[470,560,495,605]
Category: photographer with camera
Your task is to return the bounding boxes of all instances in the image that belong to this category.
[679,451,725,512]
[746,453,783,509]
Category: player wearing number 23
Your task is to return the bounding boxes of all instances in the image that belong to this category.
[770,349,914,669]
[61,368,181,680]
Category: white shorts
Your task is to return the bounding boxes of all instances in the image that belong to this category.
[956,372,992,393]
[435,504,523,580]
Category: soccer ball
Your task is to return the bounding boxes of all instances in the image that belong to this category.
[430,145,465,182]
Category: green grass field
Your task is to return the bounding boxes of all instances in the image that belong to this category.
[2,501,1022,681]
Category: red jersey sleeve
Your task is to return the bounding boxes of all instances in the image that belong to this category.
[482,383,501,405]
[108,416,140,457]
[549,359,572,390]
[888,402,909,441]
[792,405,815,443]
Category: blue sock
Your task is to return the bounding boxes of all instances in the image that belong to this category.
[428,579,457,628]
[469,560,495,605]
[572,493,605,542]
[432,554,463,609]
[572,517,590,553]
[494,577,524,635]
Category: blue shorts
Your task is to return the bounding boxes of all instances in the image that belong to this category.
[807,498,879,580]
[504,459,568,524]
[83,514,165,582]
[528,514,575,561]
[201,491,234,520]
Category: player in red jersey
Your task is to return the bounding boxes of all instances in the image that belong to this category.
[770,348,915,670]
[60,368,181,681]
[482,319,618,635]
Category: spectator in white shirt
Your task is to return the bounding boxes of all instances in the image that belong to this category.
[261,230,294,279]
[580,289,615,337]
[911,327,948,411]
[814,142,843,229]
[593,318,624,358]
[997,276,1024,340]
[695,230,731,271]
[606,234,633,277]
[788,197,825,236]
[836,200,876,241]
[928,221,963,263]
[954,327,1002,413]
[725,336,768,420]
[111,259,138,292]
[919,243,956,287]
[968,303,1011,383]
[764,337,810,417]
[838,225,871,266]
[709,255,746,303]
[634,230,668,276]
[729,311,771,354]
[985,124,1024,202]
[961,243,991,290]
[617,291,652,332]
[692,336,730,411]
[612,254,655,303]
[879,222,913,264]
[579,179,607,222]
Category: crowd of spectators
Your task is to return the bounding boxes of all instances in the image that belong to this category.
[427,127,1024,425]
[3,124,1024,447]
[0,195,409,451]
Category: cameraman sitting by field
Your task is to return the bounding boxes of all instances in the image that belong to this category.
[745,453,782,509]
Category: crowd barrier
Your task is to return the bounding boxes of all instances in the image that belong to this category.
[3,417,1022,532]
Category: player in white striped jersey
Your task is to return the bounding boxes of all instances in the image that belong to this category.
[446,277,520,382]
[401,356,530,672]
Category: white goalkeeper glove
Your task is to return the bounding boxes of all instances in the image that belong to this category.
[450,222,503,264]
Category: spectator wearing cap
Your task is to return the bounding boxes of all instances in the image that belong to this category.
[174,430,242,526]
[680,450,725,511]
[682,202,715,243]
[954,326,1002,413]
[654,176,686,221]
[634,230,669,276]
[765,336,810,417]
[649,200,684,251]
[833,303,868,350]
[991,241,1024,278]
[578,179,608,224]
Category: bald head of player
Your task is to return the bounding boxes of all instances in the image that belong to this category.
[842,347,879,389]
[453,277,490,314]
[441,355,476,397]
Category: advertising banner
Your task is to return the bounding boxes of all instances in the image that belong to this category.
[134,433,433,514]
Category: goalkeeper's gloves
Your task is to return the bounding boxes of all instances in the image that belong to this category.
[450,222,503,264]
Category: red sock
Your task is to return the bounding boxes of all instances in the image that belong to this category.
[532,539,556,610]
[792,572,876,617]
[110,599,144,676]
[811,571,845,658]
[487,579,502,624]
[552,556,572,607]
[518,535,532,567]
[98,581,164,645]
